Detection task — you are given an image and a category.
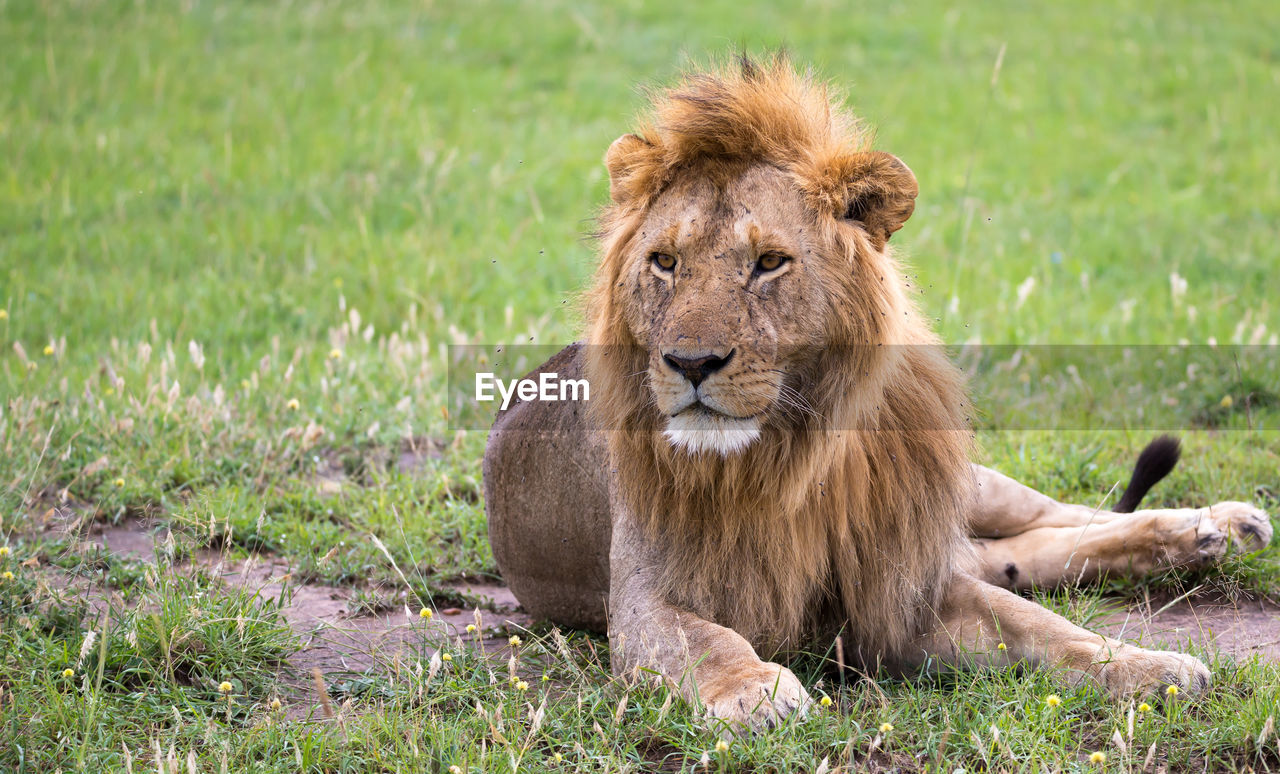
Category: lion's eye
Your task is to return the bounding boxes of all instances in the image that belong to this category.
[755,253,789,273]
[651,252,677,272]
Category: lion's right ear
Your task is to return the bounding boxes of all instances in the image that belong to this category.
[605,133,658,205]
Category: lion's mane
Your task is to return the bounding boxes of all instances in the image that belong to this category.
[585,56,975,667]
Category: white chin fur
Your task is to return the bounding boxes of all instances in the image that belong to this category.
[663,411,761,456]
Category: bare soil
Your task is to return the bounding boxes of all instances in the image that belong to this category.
[45,512,532,719]
[1096,590,1280,662]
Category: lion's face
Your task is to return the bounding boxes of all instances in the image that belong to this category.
[618,163,836,456]
[594,66,921,458]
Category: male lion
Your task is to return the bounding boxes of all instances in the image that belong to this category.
[483,56,1272,731]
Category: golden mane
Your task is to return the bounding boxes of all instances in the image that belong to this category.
[601,54,913,226]
[585,55,975,667]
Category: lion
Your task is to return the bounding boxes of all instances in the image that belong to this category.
[482,55,1273,732]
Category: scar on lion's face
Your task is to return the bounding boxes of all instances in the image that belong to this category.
[621,163,836,455]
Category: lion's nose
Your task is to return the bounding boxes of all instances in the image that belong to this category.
[662,349,734,387]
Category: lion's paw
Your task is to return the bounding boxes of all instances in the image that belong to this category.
[1095,646,1210,700]
[1154,502,1272,567]
[1203,501,1273,554]
[700,662,810,735]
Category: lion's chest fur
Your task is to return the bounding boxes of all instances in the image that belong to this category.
[650,497,841,656]
[634,415,974,665]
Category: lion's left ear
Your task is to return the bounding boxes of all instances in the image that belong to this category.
[832,151,918,250]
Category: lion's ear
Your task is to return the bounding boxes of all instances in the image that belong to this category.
[605,133,657,205]
[837,151,918,249]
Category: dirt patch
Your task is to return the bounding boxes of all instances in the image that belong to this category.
[61,516,533,639]
[1096,591,1280,662]
[88,518,170,560]
[42,512,533,719]
[227,563,532,719]
[305,436,447,495]
[395,436,446,475]
[219,559,533,678]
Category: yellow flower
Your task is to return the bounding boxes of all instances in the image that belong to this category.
[62,668,75,678]
[0,546,9,557]
[286,398,300,411]
[1220,395,1233,409]
[553,753,562,763]
[1138,702,1152,713]
[997,642,1007,651]
[0,309,7,320]
[714,739,730,753]
[515,680,529,691]
[466,624,477,633]
[819,695,833,707]
[419,607,433,619]
[43,345,54,356]
[1165,685,1179,697]
[1045,694,1062,708]
[441,653,452,662]
[879,722,894,734]
[541,673,550,682]
[270,698,282,711]
[328,348,343,360]
[218,681,233,694]
[508,635,522,647]
[114,478,125,488]
[1090,751,1107,764]
[1,571,13,581]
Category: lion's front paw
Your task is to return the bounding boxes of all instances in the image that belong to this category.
[1095,646,1210,699]
[700,662,810,734]
[1204,501,1273,554]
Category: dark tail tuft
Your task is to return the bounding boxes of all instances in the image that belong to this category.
[1113,435,1182,513]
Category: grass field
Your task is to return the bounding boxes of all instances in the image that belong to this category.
[3,0,1280,770]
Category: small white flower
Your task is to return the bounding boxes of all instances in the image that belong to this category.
[188,340,205,370]
[77,631,98,664]
[1015,276,1036,309]
[1169,272,1187,306]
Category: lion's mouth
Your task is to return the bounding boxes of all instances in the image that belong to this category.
[663,404,762,456]
[673,401,754,422]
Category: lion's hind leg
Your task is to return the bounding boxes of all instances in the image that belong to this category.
[973,502,1272,591]
[967,437,1183,539]
[969,436,1272,591]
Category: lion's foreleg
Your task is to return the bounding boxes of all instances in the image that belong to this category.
[915,572,1210,698]
[608,508,809,734]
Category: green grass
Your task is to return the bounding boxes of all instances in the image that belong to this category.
[2,0,1279,770]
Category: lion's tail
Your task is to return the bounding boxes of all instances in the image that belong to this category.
[1113,435,1182,513]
